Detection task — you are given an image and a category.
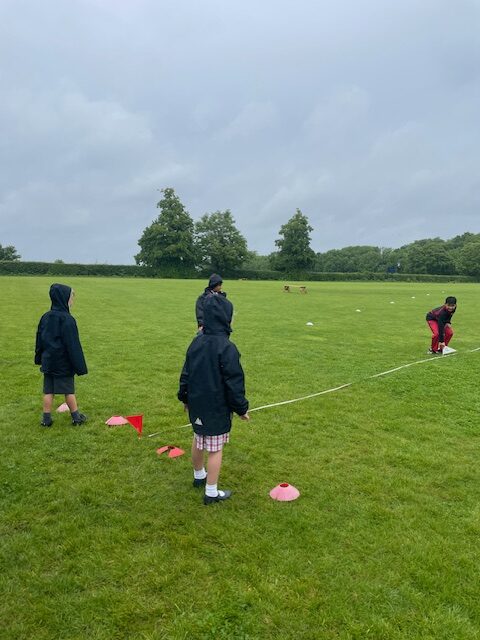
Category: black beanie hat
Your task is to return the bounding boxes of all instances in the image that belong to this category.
[208,273,223,289]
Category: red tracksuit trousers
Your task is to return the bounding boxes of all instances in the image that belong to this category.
[427,320,453,352]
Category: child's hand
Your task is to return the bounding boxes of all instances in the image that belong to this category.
[240,412,250,421]
[438,342,445,349]
[183,403,188,412]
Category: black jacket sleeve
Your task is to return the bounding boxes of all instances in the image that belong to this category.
[178,359,189,403]
[63,317,88,375]
[34,320,43,365]
[220,343,248,416]
[437,308,453,342]
[195,295,205,327]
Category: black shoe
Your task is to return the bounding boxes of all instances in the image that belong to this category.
[203,490,232,505]
[427,349,440,355]
[40,419,53,427]
[193,477,207,488]
[72,413,87,426]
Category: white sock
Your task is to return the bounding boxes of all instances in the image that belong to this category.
[194,467,207,480]
[205,483,218,497]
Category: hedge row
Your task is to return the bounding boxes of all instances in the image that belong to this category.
[0,261,476,283]
[0,261,178,278]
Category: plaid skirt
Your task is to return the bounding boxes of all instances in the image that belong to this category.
[194,433,230,452]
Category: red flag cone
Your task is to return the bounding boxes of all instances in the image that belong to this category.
[126,414,143,436]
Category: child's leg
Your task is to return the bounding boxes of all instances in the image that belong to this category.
[65,394,87,424]
[65,394,78,412]
[191,435,205,471]
[206,449,223,486]
[444,325,454,346]
[427,320,440,351]
[43,394,54,412]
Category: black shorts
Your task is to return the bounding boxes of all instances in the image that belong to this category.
[43,374,75,395]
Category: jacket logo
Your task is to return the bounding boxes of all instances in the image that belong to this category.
[194,417,203,426]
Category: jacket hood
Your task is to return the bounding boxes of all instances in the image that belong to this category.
[203,294,233,335]
[208,273,223,289]
[49,283,72,313]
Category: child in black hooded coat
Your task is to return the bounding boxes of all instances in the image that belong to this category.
[35,283,88,427]
[179,294,249,504]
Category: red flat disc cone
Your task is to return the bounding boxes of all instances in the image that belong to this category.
[168,447,185,458]
[156,445,185,458]
[156,446,170,455]
[56,403,69,413]
[269,483,300,501]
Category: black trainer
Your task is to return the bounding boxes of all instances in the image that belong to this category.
[40,419,53,427]
[427,349,440,355]
[193,477,207,488]
[72,413,87,426]
[203,490,232,505]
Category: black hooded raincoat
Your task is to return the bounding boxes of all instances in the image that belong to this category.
[179,294,248,436]
[35,283,88,377]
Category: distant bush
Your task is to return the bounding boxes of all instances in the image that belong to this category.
[0,261,165,278]
[0,261,476,282]
[226,269,476,283]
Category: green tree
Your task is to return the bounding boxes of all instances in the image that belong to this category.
[241,251,272,271]
[271,209,315,272]
[194,210,248,273]
[135,188,195,270]
[316,246,384,272]
[0,244,21,261]
[444,232,480,250]
[402,239,456,275]
[456,241,480,277]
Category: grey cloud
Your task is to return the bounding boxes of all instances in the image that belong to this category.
[1,0,480,262]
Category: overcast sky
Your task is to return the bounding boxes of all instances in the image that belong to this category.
[1,0,479,264]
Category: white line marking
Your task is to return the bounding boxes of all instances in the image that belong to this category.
[147,348,478,437]
[249,383,352,412]
[369,353,457,378]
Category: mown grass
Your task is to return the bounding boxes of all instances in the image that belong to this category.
[1,276,479,639]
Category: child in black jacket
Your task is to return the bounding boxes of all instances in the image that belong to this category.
[195,273,225,330]
[35,283,88,427]
[179,294,249,504]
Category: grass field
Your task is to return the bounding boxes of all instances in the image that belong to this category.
[1,276,479,640]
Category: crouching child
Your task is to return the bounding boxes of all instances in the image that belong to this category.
[178,294,249,505]
[35,283,88,427]
[426,295,457,354]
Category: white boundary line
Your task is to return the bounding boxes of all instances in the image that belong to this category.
[147,348,477,438]
[369,352,457,378]
[249,383,353,412]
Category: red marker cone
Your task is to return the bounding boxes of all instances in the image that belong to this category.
[157,445,185,458]
[168,446,185,458]
[56,403,69,413]
[269,483,300,501]
[126,414,143,436]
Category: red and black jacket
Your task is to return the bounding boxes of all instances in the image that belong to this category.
[426,305,455,341]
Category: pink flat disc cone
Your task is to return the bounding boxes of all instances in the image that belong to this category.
[105,415,129,426]
[269,483,300,501]
[56,403,69,413]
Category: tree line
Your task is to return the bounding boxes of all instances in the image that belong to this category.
[2,187,480,277]
[135,188,480,277]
